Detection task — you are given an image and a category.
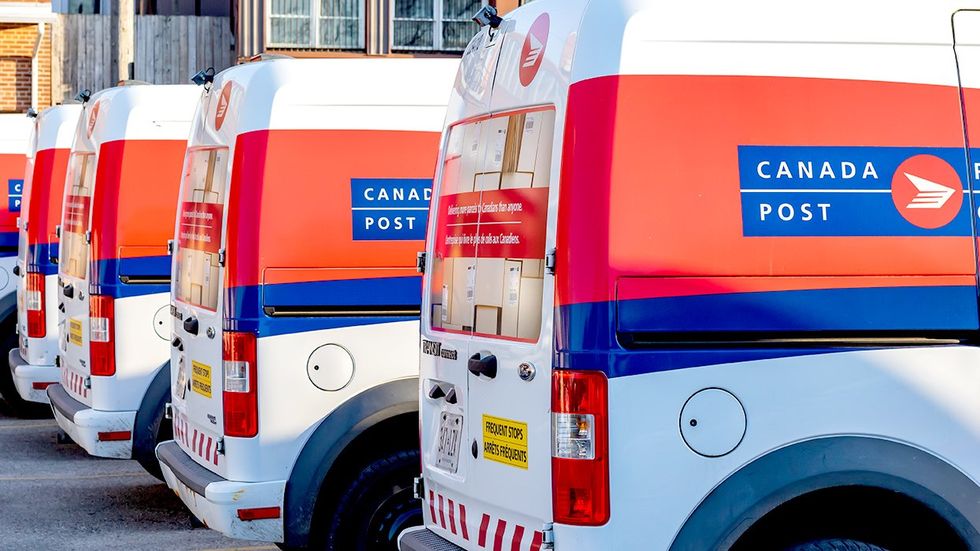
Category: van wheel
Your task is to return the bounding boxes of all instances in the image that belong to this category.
[132,363,172,482]
[788,540,889,551]
[322,449,423,551]
[0,329,50,419]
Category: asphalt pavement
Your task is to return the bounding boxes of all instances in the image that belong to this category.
[0,400,273,551]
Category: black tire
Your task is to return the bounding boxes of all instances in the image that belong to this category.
[0,324,51,419]
[132,362,172,481]
[789,540,889,551]
[321,449,424,551]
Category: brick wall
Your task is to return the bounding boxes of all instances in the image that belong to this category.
[0,22,52,113]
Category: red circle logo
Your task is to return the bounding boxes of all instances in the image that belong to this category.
[891,154,963,229]
[519,13,550,87]
[214,82,233,131]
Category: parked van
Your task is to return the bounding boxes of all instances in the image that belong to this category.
[47,84,199,478]
[156,57,456,549]
[6,105,82,415]
[0,114,38,412]
[402,2,980,550]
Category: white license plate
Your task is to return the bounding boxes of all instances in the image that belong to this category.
[436,412,463,473]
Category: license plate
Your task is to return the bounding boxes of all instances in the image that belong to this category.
[68,318,83,346]
[436,412,463,473]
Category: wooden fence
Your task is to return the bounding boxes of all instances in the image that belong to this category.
[52,15,235,104]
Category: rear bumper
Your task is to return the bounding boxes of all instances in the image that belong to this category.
[8,347,57,404]
[399,527,467,551]
[47,384,135,459]
[157,440,286,543]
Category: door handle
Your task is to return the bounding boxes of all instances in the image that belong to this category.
[62,283,74,298]
[468,353,497,379]
[183,316,199,336]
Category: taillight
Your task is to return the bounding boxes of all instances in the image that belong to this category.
[223,331,257,438]
[89,294,115,376]
[25,272,45,338]
[552,369,610,526]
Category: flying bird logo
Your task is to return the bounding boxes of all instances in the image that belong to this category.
[903,172,955,209]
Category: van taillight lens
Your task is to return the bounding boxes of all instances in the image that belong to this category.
[552,369,609,526]
[25,272,45,338]
[89,294,115,376]
[223,331,257,438]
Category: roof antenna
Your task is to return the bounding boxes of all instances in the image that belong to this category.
[472,6,502,29]
[74,89,92,103]
[191,67,216,90]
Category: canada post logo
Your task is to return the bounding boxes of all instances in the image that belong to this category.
[7,179,22,213]
[739,146,976,237]
[351,178,431,241]
[519,13,549,87]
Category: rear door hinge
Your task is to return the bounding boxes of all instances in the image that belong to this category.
[545,248,557,275]
[216,437,225,455]
[163,402,173,420]
[55,224,61,238]
[413,476,424,500]
[167,239,174,255]
[217,248,226,266]
[83,376,91,389]
[416,251,427,274]
[541,524,555,548]
[84,230,92,244]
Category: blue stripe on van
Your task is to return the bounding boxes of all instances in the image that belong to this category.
[91,256,171,298]
[558,285,978,378]
[0,231,17,256]
[26,242,58,275]
[224,277,421,337]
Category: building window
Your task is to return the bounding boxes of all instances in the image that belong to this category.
[268,0,364,49]
[393,0,485,52]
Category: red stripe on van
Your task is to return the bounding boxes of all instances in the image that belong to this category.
[459,503,469,540]
[511,525,525,551]
[205,437,212,460]
[448,498,457,535]
[428,490,437,525]
[493,519,506,551]
[478,513,490,547]
[198,433,205,457]
[529,531,543,551]
[438,494,446,529]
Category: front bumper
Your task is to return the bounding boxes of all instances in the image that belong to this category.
[8,348,57,404]
[157,440,286,543]
[399,527,466,551]
[47,384,135,459]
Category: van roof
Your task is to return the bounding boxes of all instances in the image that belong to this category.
[514,0,980,87]
[75,84,200,151]
[0,114,32,155]
[33,104,82,152]
[202,57,458,137]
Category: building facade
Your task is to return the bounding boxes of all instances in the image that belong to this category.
[0,1,55,112]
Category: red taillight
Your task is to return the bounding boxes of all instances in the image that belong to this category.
[25,272,45,338]
[552,369,610,526]
[97,430,131,442]
[223,331,257,438]
[89,294,115,376]
[236,506,280,521]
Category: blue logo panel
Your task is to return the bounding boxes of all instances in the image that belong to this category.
[351,178,432,241]
[7,179,22,213]
[738,146,975,237]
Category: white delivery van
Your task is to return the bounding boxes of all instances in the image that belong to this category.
[7,104,82,415]
[402,2,980,550]
[47,84,199,479]
[156,57,456,549]
[0,113,39,414]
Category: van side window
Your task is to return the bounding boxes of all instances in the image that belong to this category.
[430,107,555,342]
[174,148,229,311]
[61,153,95,279]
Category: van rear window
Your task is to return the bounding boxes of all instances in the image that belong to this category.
[60,153,95,279]
[174,148,228,311]
[430,107,555,342]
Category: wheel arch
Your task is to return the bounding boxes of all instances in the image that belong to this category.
[282,377,419,549]
[669,436,980,551]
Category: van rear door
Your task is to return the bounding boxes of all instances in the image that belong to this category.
[171,146,230,473]
[59,152,96,404]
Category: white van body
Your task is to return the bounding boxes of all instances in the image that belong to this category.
[156,58,456,547]
[48,85,199,463]
[403,2,980,550]
[10,104,82,405]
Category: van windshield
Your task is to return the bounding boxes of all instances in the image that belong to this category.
[60,153,95,279]
[429,108,555,342]
[174,147,228,311]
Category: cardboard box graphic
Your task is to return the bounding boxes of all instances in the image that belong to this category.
[475,172,502,191]
[438,256,454,326]
[483,117,509,174]
[517,112,542,174]
[450,258,476,329]
[475,257,506,308]
[520,258,545,278]
[532,111,555,188]
[501,260,524,337]
[501,172,533,189]
[517,276,544,340]
[476,305,501,335]
[458,123,481,194]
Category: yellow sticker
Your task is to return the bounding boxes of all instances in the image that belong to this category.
[68,318,83,346]
[482,414,528,469]
[191,360,212,398]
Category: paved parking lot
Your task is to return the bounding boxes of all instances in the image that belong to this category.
[0,401,272,551]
